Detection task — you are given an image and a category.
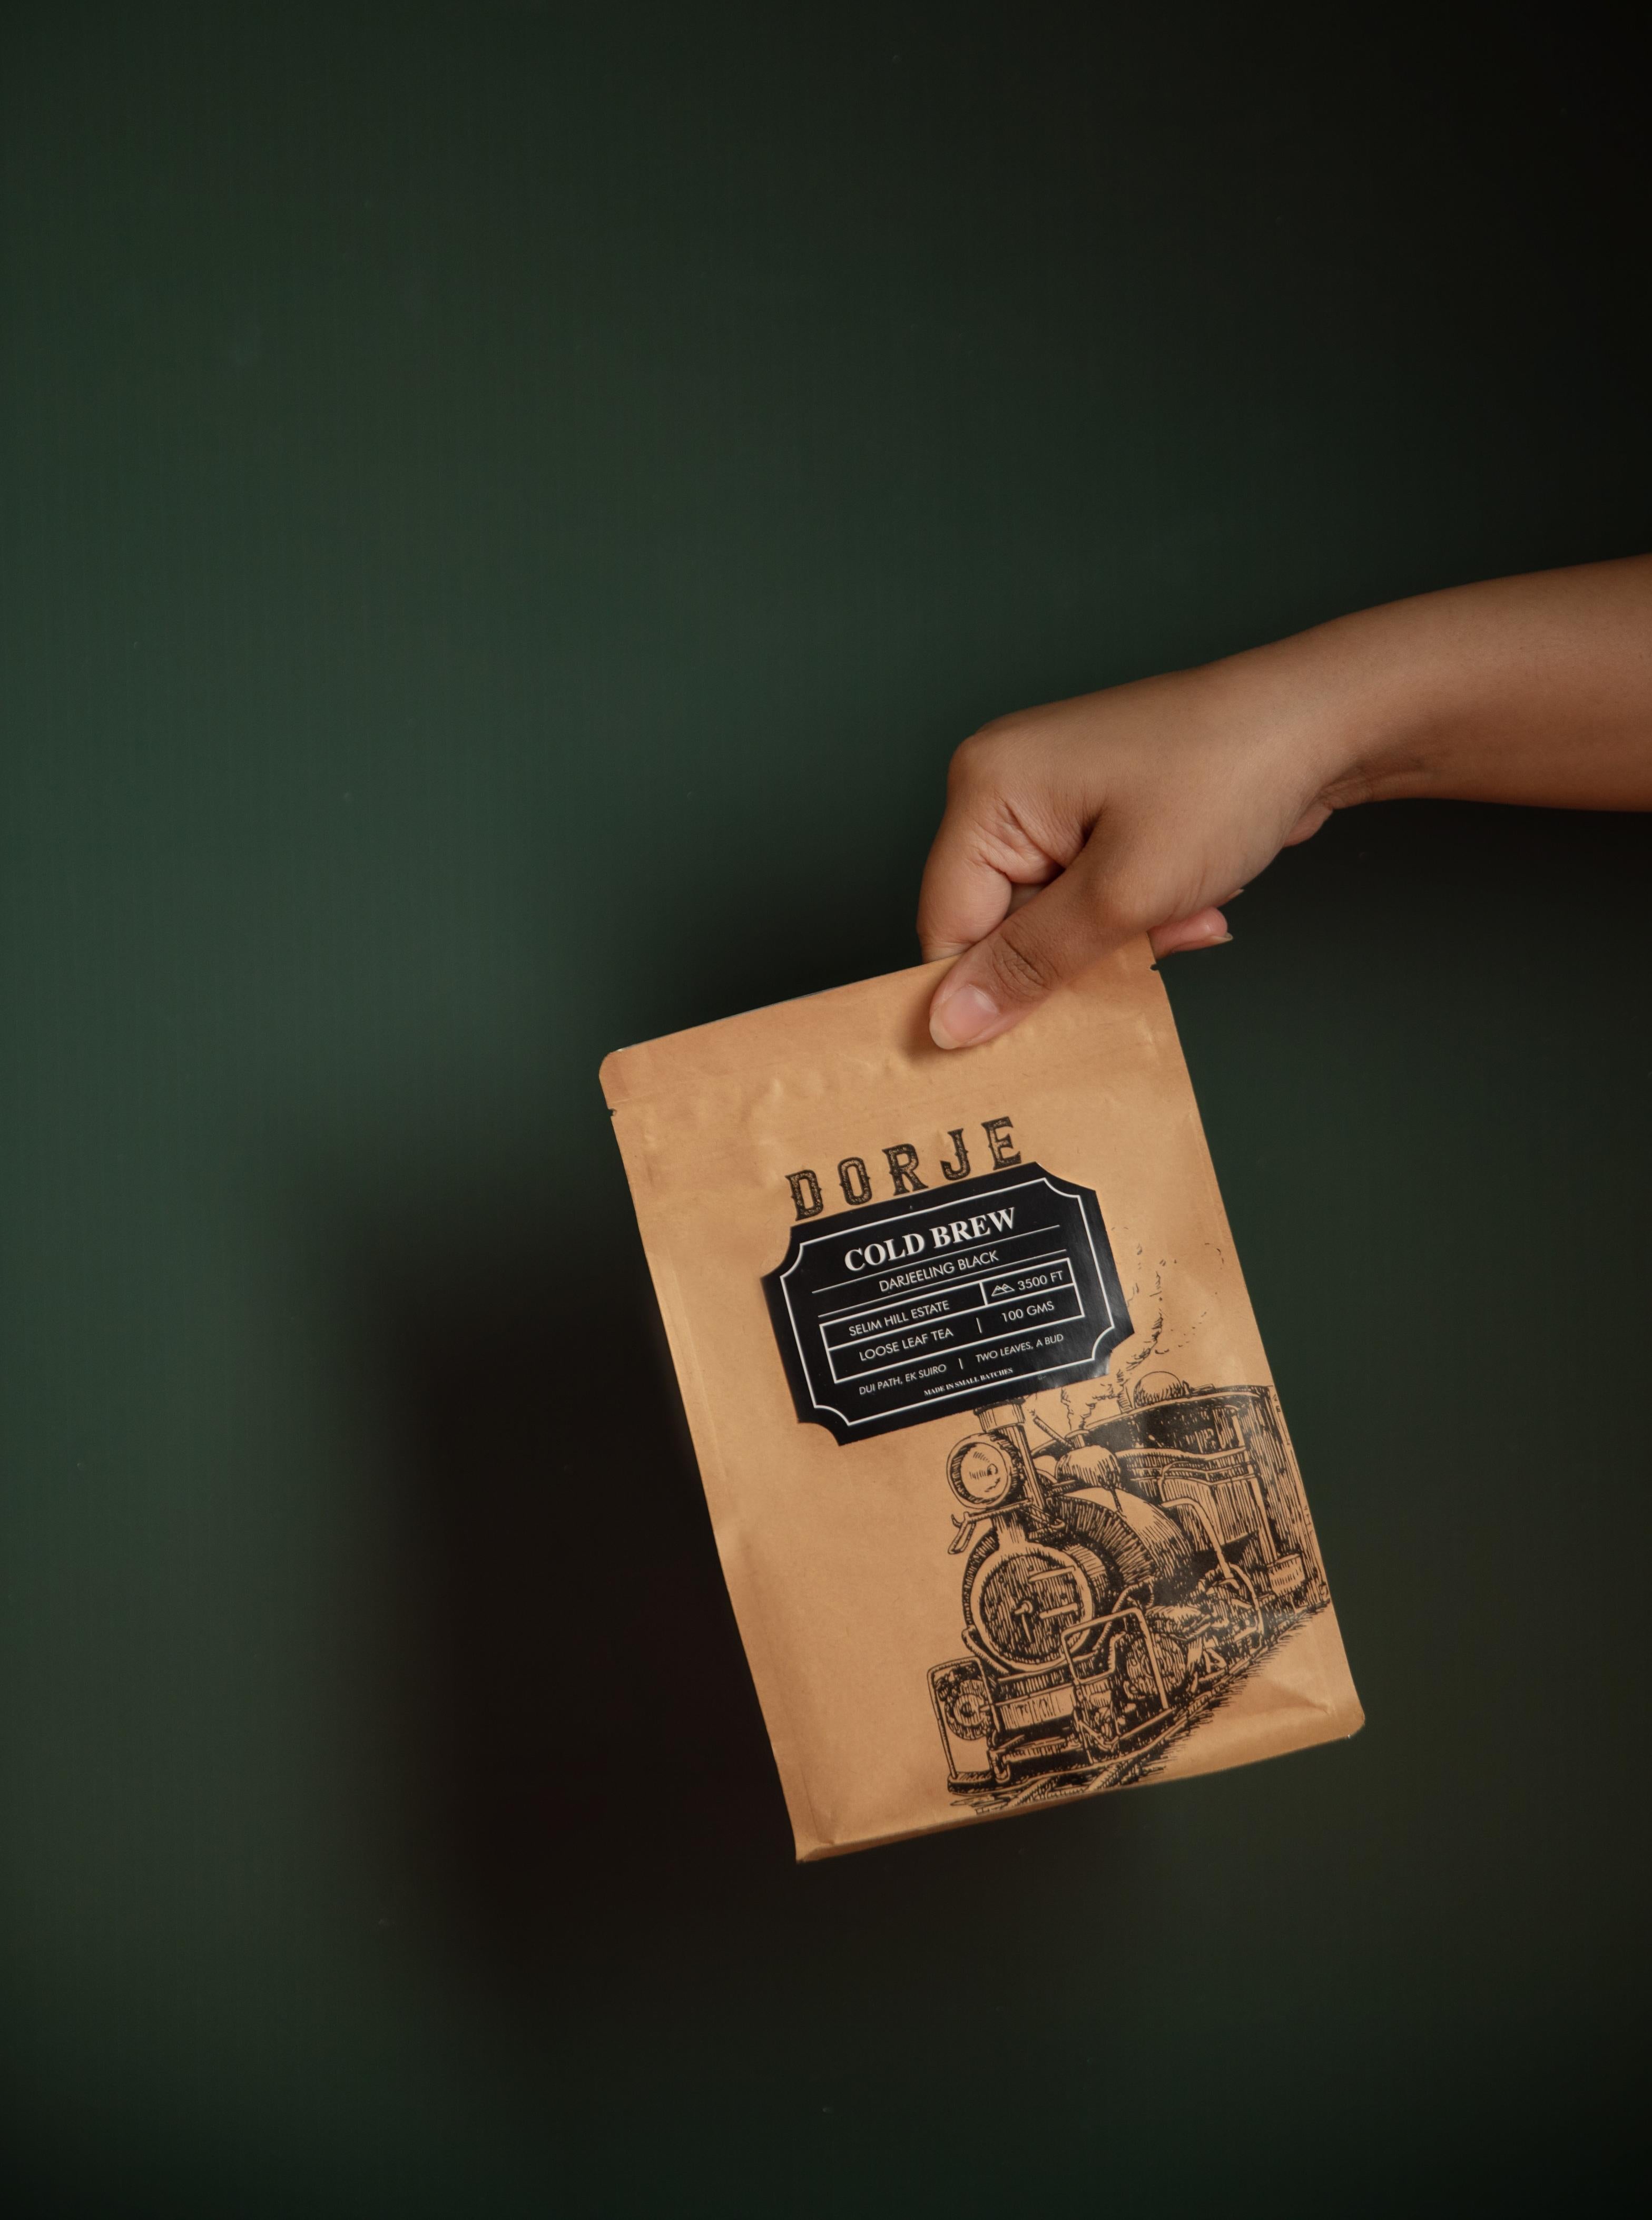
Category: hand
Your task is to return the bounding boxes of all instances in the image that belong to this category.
[920,554,1652,1050]
[919,654,1347,1050]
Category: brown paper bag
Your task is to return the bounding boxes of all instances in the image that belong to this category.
[599,944,1362,1859]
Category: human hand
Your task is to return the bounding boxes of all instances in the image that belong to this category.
[919,554,1652,1050]
[919,652,1348,1050]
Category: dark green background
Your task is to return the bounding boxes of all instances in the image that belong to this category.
[4,5,1648,2213]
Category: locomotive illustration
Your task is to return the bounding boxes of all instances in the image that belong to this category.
[928,1372,1329,1807]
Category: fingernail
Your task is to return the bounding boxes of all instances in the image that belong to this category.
[930,981,1000,1050]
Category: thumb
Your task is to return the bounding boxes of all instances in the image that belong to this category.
[927,858,1227,1050]
[926,857,1122,1049]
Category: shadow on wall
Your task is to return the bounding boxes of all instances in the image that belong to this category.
[361,1217,794,1993]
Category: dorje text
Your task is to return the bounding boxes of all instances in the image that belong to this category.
[785,1116,1020,1221]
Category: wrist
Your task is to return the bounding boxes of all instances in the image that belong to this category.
[1217,601,1460,810]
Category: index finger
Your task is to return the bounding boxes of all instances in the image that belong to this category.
[916,788,1058,961]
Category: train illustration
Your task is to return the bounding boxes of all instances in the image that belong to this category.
[928,1372,1328,1807]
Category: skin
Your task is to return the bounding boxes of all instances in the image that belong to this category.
[920,554,1652,1050]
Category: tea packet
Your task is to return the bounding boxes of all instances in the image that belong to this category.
[599,944,1362,1859]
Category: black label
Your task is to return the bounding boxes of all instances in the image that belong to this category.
[762,1162,1133,1445]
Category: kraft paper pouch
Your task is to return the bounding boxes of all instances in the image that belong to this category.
[600,944,1362,1859]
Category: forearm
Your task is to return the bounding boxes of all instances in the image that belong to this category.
[1231,554,1652,814]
